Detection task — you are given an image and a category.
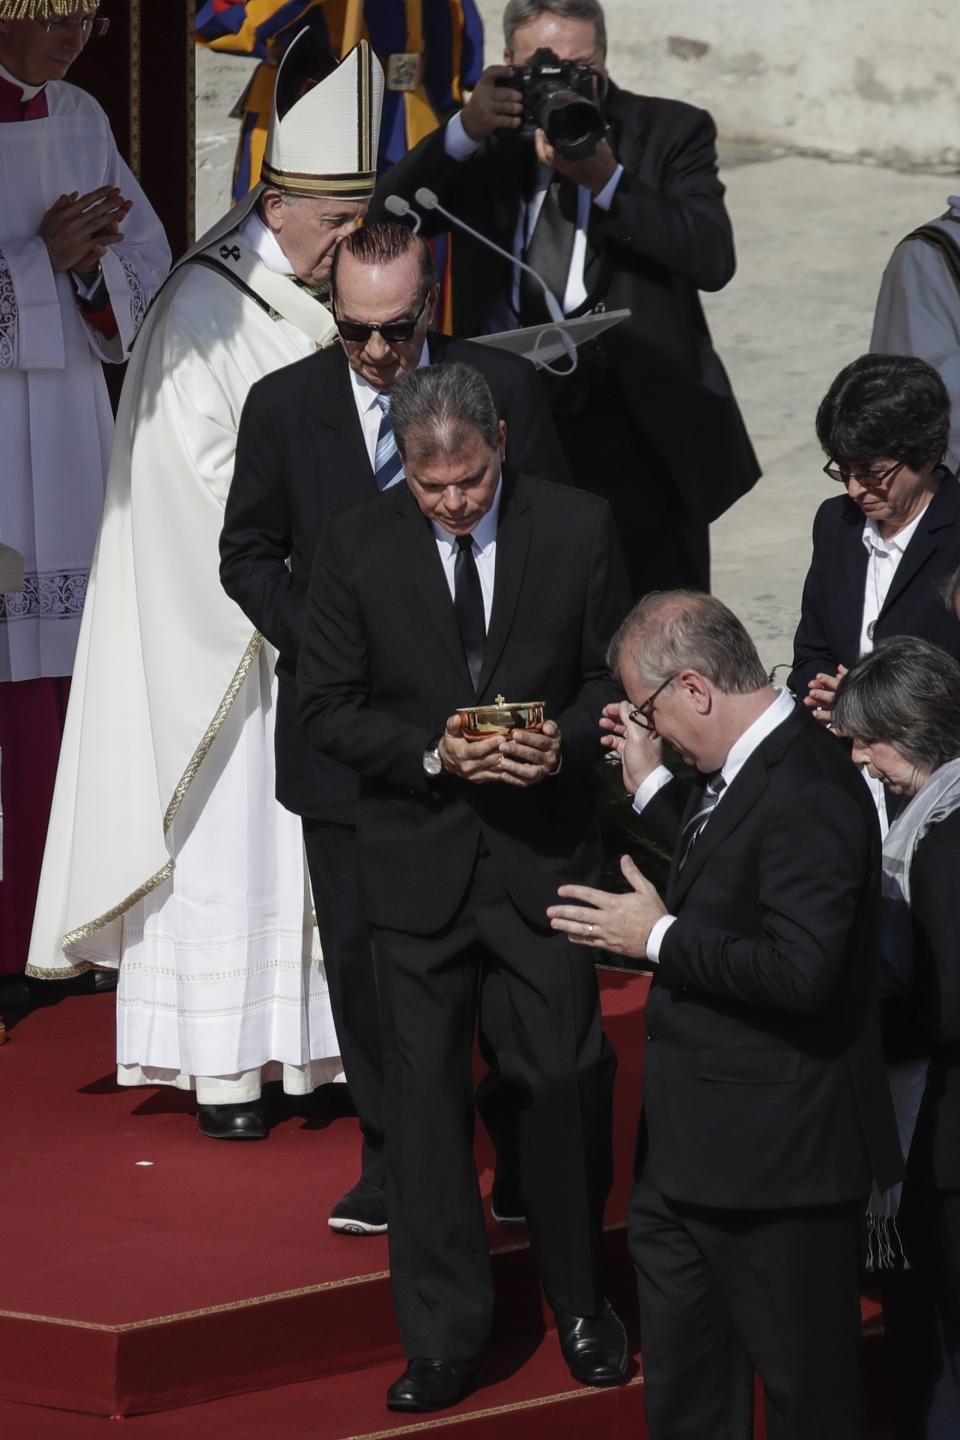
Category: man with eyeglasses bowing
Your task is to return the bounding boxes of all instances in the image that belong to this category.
[548,590,902,1440]
[0,0,168,1004]
[221,220,571,1236]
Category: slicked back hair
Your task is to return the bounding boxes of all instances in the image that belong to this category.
[503,0,607,57]
[815,353,950,472]
[608,591,768,695]
[833,636,960,772]
[390,362,500,465]
[331,220,436,294]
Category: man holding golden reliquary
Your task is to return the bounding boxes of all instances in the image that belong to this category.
[296,359,631,1413]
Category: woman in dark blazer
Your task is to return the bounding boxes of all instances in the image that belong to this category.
[791,354,960,725]
[835,637,960,1440]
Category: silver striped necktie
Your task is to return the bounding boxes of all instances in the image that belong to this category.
[373,392,404,491]
[678,771,727,870]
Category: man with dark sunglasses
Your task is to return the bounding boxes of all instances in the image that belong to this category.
[221,220,571,1236]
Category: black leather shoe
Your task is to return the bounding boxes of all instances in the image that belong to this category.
[196,1100,268,1140]
[490,1176,526,1225]
[554,1300,628,1386]
[328,1179,387,1235]
[386,1359,476,1413]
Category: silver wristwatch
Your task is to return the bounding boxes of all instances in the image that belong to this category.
[422,740,443,777]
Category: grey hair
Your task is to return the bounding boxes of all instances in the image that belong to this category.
[390,363,500,463]
[833,636,960,771]
[608,591,768,694]
[503,0,607,57]
[940,563,960,612]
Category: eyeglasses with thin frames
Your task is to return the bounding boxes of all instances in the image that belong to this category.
[333,290,430,345]
[822,459,905,489]
[43,12,109,38]
[627,674,677,733]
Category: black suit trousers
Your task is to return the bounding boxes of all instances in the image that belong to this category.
[302,819,385,1191]
[881,1182,960,1440]
[371,851,616,1359]
[629,1176,867,1440]
[548,376,710,596]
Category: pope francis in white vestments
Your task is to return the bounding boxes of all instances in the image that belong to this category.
[28,34,386,1144]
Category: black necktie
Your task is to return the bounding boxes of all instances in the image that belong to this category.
[518,175,578,325]
[454,535,485,692]
[678,772,727,870]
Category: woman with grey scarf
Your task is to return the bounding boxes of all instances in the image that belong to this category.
[835,636,960,1440]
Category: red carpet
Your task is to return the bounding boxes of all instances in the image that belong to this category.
[0,971,644,1418]
[0,971,893,1437]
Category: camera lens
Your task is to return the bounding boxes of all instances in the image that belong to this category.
[538,90,605,161]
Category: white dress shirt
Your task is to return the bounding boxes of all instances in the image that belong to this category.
[346,340,430,470]
[431,480,502,628]
[857,506,928,656]
[634,688,797,962]
[857,504,929,832]
[443,112,623,321]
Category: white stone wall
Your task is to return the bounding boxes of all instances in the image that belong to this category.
[477,0,959,170]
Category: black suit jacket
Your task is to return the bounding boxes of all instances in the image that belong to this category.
[790,470,960,698]
[220,333,571,821]
[369,83,760,524]
[636,707,902,1210]
[884,807,960,1190]
[295,470,631,933]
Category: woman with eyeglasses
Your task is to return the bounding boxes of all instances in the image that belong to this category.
[789,353,960,827]
[833,636,960,1439]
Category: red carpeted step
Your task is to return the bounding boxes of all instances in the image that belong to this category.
[0,970,646,1416]
[0,972,894,1436]
[0,1331,648,1439]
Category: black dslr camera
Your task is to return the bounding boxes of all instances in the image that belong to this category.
[496,47,606,162]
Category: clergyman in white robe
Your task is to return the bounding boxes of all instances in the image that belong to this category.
[0,55,170,978]
[28,34,387,1150]
[26,198,347,1102]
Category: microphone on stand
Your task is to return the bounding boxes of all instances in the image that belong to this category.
[411,187,567,327]
[383,193,422,234]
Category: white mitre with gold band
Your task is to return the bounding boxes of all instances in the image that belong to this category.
[261,30,382,200]
[177,30,384,341]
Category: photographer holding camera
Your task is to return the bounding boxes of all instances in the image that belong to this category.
[370,0,759,596]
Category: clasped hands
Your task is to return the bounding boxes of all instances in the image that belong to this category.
[547,700,667,960]
[40,186,132,276]
[438,713,560,788]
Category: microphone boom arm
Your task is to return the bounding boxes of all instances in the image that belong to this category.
[412,187,566,325]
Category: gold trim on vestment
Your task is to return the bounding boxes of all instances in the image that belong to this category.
[259,162,376,198]
[342,1376,646,1440]
[27,632,264,978]
[162,630,262,832]
[358,40,372,174]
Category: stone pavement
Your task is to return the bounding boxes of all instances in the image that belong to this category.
[195,47,954,672]
[707,153,949,671]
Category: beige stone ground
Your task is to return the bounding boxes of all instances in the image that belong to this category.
[195,44,954,672]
